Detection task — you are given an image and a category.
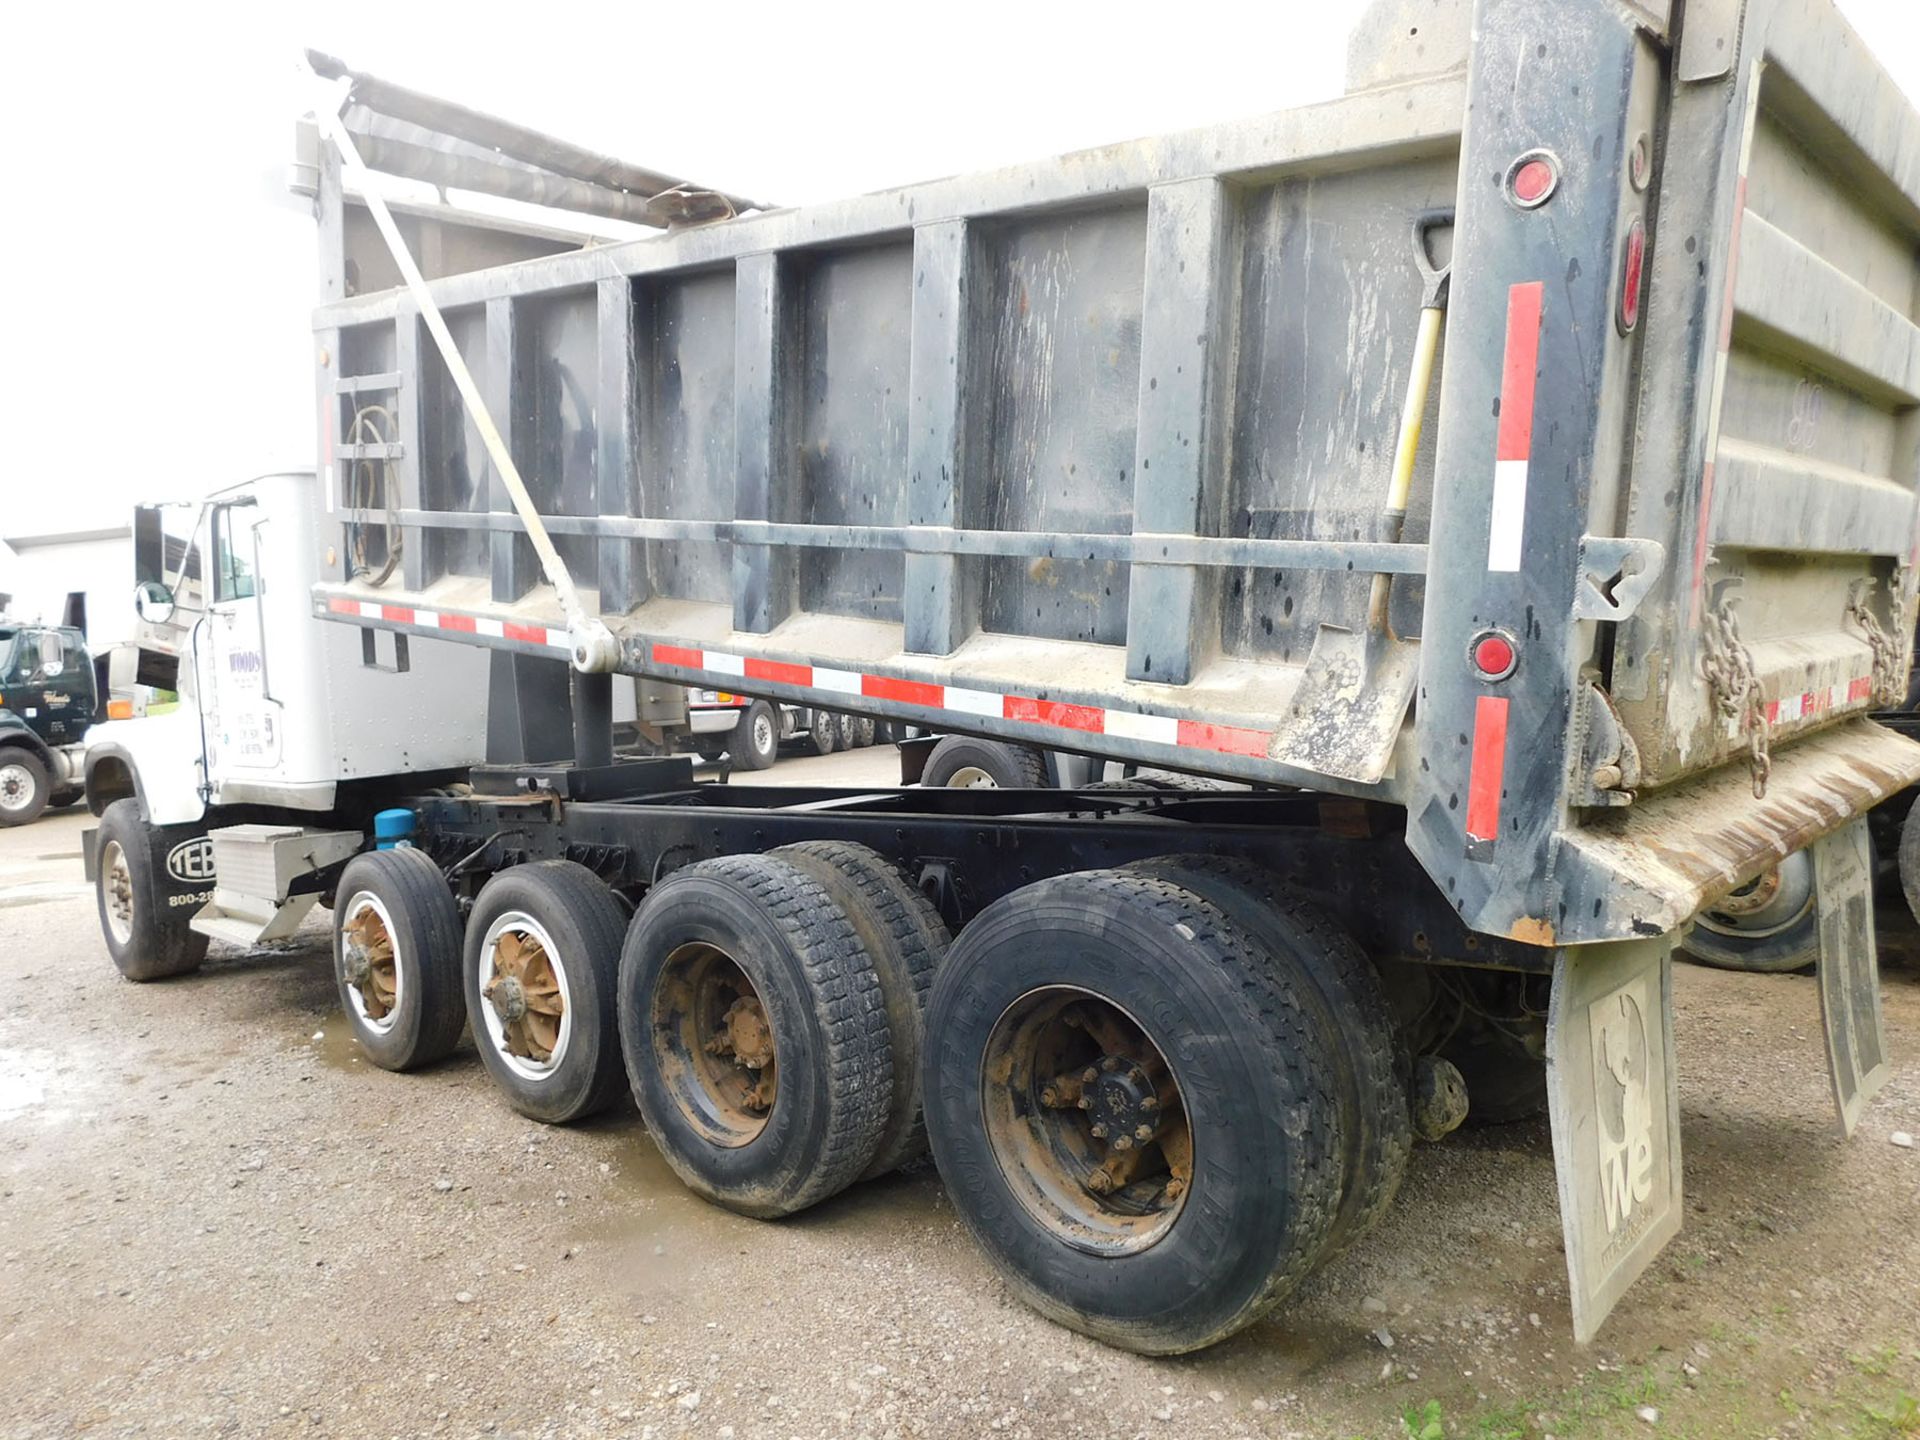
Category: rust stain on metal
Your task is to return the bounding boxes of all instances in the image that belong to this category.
[1508,916,1556,946]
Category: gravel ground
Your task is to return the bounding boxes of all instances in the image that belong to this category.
[2,755,1916,1440]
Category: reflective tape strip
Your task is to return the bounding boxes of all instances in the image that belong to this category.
[1488,282,1545,573]
[1466,695,1510,844]
[640,640,1271,760]
[322,605,1286,763]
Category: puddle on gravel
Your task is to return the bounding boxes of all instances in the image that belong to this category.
[563,1134,758,1286]
[308,1011,371,1071]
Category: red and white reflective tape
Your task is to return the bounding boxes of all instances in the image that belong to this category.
[1748,675,1874,733]
[1488,281,1545,573]
[325,597,566,651]
[648,642,1272,760]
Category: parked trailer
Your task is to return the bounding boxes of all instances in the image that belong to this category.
[89,0,1920,1355]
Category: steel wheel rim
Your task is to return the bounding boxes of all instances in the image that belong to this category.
[101,839,134,944]
[945,765,999,789]
[339,891,404,1034]
[1697,855,1814,940]
[751,710,775,756]
[0,763,34,813]
[651,942,776,1147]
[982,985,1192,1256]
[476,910,574,1080]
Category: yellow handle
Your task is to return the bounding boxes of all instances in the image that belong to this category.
[1385,305,1446,517]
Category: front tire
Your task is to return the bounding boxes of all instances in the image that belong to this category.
[923,871,1343,1354]
[921,735,1048,789]
[0,750,51,827]
[333,848,466,1071]
[732,700,780,771]
[465,861,629,1123]
[95,799,209,981]
[808,709,840,756]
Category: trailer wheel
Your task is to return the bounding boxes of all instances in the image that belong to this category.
[808,709,840,756]
[95,799,209,981]
[0,750,51,827]
[1680,856,1817,973]
[921,735,1048,789]
[333,848,466,1072]
[1902,803,1920,928]
[1124,855,1410,1258]
[849,716,876,749]
[732,701,780,771]
[835,714,858,751]
[618,854,893,1217]
[464,861,628,1123]
[923,871,1342,1354]
[773,841,949,1176]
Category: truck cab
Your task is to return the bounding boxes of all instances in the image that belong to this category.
[0,619,95,825]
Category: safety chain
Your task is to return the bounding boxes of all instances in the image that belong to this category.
[1701,595,1770,799]
[1847,574,1907,706]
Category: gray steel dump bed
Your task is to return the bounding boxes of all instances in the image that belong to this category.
[311,0,1920,947]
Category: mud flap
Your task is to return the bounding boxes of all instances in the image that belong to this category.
[1546,937,1683,1344]
[1812,817,1889,1137]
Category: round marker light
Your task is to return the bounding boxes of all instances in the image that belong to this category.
[1617,217,1646,335]
[1470,630,1518,682]
[1505,150,1560,210]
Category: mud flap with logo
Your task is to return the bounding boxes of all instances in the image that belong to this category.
[1546,936,1682,1344]
[1813,817,1889,1138]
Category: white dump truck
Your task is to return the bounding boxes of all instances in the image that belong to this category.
[87,0,1920,1356]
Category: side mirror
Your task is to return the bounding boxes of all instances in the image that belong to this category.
[134,580,177,626]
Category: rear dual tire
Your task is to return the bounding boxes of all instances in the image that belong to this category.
[923,870,1348,1355]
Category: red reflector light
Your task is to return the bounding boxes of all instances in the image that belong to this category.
[1471,631,1518,681]
[1506,151,1559,209]
[1617,217,1646,334]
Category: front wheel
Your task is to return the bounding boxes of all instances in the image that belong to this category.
[808,709,839,756]
[333,848,466,1071]
[0,750,51,827]
[732,700,779,771]
[923,870,1343,1354]
[920,735,1048,788]
[94,799,209,981]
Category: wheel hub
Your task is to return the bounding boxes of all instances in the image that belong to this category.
[342,946,372,986]
[482,928,563,1063]
[1081,1058,1162,1152]
[487,973,529,1023]
[715,995,774,1069]
[0,765,30,809]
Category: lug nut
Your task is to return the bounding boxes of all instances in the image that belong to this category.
[1076,1096,1091,1110]
[1134,1124,1153,1141]
[1112,1135,1133,1151]
[1100,1056,1120,1073]
[1040,1085,1060,1106]
[1139,1095,1158,1112]
[1081,1066,1099,1085]
[1089,1123,1108,1139]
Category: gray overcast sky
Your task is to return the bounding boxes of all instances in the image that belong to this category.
[2,0,1917,544]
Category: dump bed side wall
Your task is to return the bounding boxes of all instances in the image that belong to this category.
[313,77,1469,794]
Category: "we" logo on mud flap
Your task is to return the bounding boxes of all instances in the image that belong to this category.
[1589,977,1654,1236]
